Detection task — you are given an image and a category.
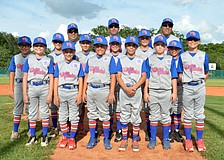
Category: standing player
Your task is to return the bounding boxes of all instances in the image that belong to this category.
[144,35,177,150]
[83,36,117,150]
[48,33,64,138]
[177,30,209,152]
[76,34,95,134]
[117,36,147,152]
[167,40,184,143]
[67,23,82,52]
[8,36,32,141]
[136,29,154,142]
[22,37,54,147]
[54,41,84,150]
[150,18,184,54]
[106,18,126,54]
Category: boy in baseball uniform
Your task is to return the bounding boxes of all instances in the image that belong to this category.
[76,34,95,135]
[144,35,178,150]
[83,36,117,150]
[117,36,147,152]
[48,33,64,138]
[22,37,54,147]
[167,40,184,143]
[54,41,84,150]
[8,36,32,141]
[177,30,209,152]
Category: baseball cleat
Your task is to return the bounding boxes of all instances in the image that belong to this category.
[114,130,122,142]
[137,133,141,142]
[173,130,184,142]
[109,130,114,140]
[104,138,112,150]
[49,128,59,138]
[41,135,48,147]
[25,136,37,146]
[145,131,151,141]
[11,131,20,141]
[68,138,76,150]
[86,137,97,149]
[185,139,194,152]
[163,138,171,150]
[119,139,128,151]
[59,136,68,148]
[132,140,139,152]
[147,139,156,149]
[196,139,206,152]
[169,131,174,143]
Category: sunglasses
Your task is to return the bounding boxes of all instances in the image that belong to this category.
[187,38,199,42]
[109,24,119,28]
[33,44,45,48]
[19,43,31,47]
[140,36,150,40]
[53,40,63,44]
[162,23,173,28]
[68,29,78,34]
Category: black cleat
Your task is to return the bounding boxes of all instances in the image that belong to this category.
[173,130,184,142]
[114,130,122,142]
[169,131,174,143]
[137,133,141,142]
[145,131,151,141]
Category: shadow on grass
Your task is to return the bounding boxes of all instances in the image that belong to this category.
[204,105,224,118]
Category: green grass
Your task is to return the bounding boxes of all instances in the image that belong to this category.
[206,79,224,87]
[191,96,224,160]
[0,77,9,84]
[0,96,58,160]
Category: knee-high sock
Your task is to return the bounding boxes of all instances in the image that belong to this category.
[103,121,110,139]
[89,120,96,138]
[60,122,69,138]
[196,120,204,140]
[13,115,21,132]
[121,123,128,140]
[184,121,192,140]
[150,121,158,141]
[42,119,49,136]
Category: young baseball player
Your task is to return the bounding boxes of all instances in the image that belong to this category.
[167,40,184,143]
[108,35,126,142]
[75,34,95,135]
[144,35,178,150]
[83,36,117,150]
[117,36,147,152]
[48,33,64,138]
[67,23,82,52]
[22,37,54,147]
[177,30,209,152]
[8,36,32,141]
[136,29,154,142]
[54,41,84,150]
[106,18,126,54]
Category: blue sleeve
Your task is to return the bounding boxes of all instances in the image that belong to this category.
[179,40,184,55]
[177,56,183,73]
[171,58,178,79]
[48,59,54,74]
[22,58,29,73]
[8,56,16,72]
[117,59,122,72]
[204,54,209,72]
[54,63,59,78]
[141,60,147,73]
[78,64,85,77]
[109,57,117,74]
[72,54,77,60]
[85,60,89,74]
[145,58,151,79]
[148,40,153,49]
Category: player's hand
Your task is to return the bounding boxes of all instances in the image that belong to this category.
[144,93,150,102]
[76,94,82,105]
[9,90,14,99]
[46,94,52,105]
[170,93,177,102]
[107,93,115,104]
[83,93,87,103]
[23,94,29,104]
[125,87,135,97]
[54,96,60,107]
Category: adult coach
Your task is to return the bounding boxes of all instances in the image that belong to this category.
[105,18,126,54]
[67,23,82,52]
[150,18,184,54]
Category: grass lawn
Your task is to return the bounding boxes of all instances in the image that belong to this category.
[0,77,9,84]
[206,79,224,87]
[0,95,58,160]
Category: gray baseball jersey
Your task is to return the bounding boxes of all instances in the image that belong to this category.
[75,51,95,71]
[135,47,154,60]
[118,55,145,126]
[48,52,65,65]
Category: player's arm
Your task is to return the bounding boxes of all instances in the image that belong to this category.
[107,57,116,104]
[132,60,147,90]
[83,60,89,103]
[204,54,209,82]
[8,56,16,99]
[76,64,84,105]
[53,63,60,107]
[144,59,150,102]
[46,59,54,105]
[177,56,183,85]
[22,58,29,104]
[171,58,178,102]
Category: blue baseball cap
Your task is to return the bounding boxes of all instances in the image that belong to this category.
[108,18,119,26]
[79,34,92,42]
[93,36,108,46]
[109,35,121,44]
[52,33,64,42]
[67,23,78,31]
[168,40,182,49]
[18,36,32,45]
[139,29,151,38]
[33,37,47,46]
[125,36,139,46]
[62,41,76,51]
[154,35,167,45]
[162,18,173,25]
[186,30,200,40]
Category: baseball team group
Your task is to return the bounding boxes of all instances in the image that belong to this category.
[8,17,209,153]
